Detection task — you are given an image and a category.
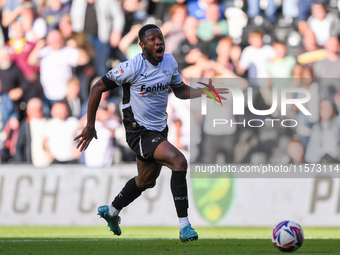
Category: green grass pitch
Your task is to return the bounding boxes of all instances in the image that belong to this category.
[0,227,339,255]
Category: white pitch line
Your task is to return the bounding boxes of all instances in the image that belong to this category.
[0,237,339,242]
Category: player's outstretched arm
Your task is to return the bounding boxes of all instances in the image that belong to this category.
[172,79,229,101]
[74,78,110,152]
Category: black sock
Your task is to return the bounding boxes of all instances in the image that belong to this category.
[111,177,143,210]
[171,171,188,217]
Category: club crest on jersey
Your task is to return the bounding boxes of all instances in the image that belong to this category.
[162,70,171,76]
[112,66,124,77]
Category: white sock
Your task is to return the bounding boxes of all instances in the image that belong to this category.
[109,204,120,216]
[179,217,190,229]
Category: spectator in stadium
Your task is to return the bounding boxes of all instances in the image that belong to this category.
[313,36,340,78]
[84,102,120,167]
[287,137,305,164]
[7,21,38,84]
[215,36,239,73]
[301,29,320,52]
[299,67,319,118]
[268,41,296,88]
[80,77,121,122]
[59,14,95,60]
[195,40,247,77]
[306,2,340,46]
[59,14,95,102]
[62,77,82,119]
[161,4,187,54]
[118,23,143,60]
[260,42,296,117]
[231,30,275,80]
[298,0,328,35]
[167,91,193,159]
[0,80,18,132]
[121,0,148,33]
[1,0,37,28]
[15,97,52,167]
[0,80,19,162]
[313,37,340,100]
[197,3,228,42]
[28,29,90,113]
[180,56,241,82]
[42,0,71,33]
[0,46,28,117]
[297,29,328,67]
[70,0,125,77]
[258,42,296,113]
[172,16,210,72]
[295,66,319,148]
[200,71,237,164]
[7,21,42,103]
[43,101,80,164]
[152,0,185,23]
[19,1,47,43]
[305,100,340,163]
[187,0,224,21]
[34,0,48,14]
[246,0,278,23]
[179,37,244,80]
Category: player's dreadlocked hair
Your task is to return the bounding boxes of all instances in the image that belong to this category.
[138,24,160,42]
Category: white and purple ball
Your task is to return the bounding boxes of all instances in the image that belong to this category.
[272,220,304,252]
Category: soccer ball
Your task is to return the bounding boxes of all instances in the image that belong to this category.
[271,220,304,252]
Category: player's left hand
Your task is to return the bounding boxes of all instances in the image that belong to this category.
[74,126,98,152]
[197,78,229,101]
[212,87,229,101]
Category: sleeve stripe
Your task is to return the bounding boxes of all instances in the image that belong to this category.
[102,75,119,90]
[171,82,184,88]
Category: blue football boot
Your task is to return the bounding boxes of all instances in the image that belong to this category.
[97,205,121,236]
[180,224,198,243]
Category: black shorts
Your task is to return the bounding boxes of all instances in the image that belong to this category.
[126,126,168,162]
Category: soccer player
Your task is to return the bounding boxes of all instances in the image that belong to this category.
[74,24,228,243]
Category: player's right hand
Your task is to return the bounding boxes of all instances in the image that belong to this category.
[74,126,98,152]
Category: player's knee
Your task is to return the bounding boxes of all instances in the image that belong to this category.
[173,155,187,171]
[147,181,156,189]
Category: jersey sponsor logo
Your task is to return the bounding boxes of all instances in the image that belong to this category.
[140,83,169,97]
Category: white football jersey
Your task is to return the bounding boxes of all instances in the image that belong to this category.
[105,53,183,132]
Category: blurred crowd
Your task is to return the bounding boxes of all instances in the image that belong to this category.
[1,0,340,167]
